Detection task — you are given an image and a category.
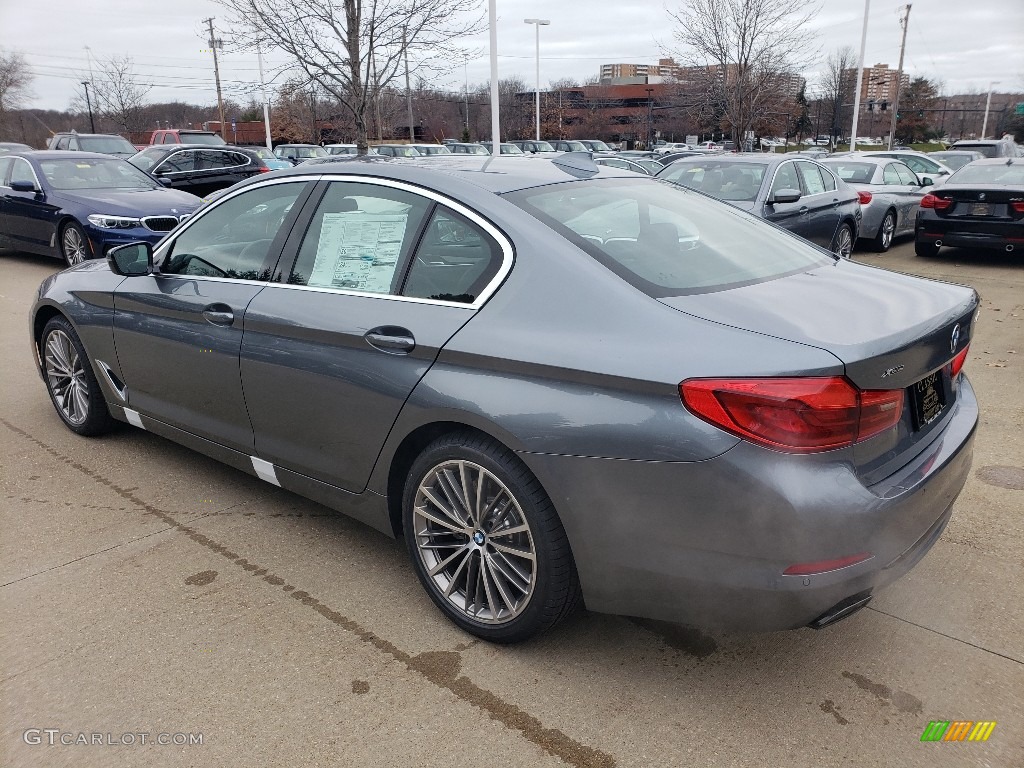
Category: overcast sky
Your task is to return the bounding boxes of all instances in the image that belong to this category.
[2,0,1022,113]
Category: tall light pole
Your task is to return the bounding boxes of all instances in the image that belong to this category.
[488,0,500,148]
[645,87,654,149]
[80,81,95,133]
[524,19,549,141]
[981,80,1000,138]
[256,44,272,150]
[848,0,870,152]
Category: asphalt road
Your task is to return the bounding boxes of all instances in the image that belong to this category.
[2,238,1022,768]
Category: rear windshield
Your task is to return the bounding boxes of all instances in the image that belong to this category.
[952,144,999,158]
[822,161,876,183]
[506,178,833,296]
[41,157,158,190]
[930,153,976,170]
[657,161,767,202]
[948,163,1024,185]
[78,136,136,154]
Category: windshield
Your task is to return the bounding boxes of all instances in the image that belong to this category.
[657,161,767,202]
[41,157,159,190]
[948,163,1024,185]
[390,146,422,157]
[77,136,136,154]
[584,141,612,152]
[530,142,556,152]
[562,141,587,152]
[489,144,524,155]
[506,178,833,296]
[416,146,452,155]
[179,133,227,146]
[281,146,328,158]
[822,161,877,184]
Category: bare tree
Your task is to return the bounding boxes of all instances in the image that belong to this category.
[79,56,149,134]
[667,0,820,145]
[0,49,33,120]
[818,46,857,142]
[216,0,481,154]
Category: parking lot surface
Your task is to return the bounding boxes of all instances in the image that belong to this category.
[2,240,1022,767]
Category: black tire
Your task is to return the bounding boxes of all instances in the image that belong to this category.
[40,316,116,436]
[403,431,581,643]
[832,223,854,259]
[873,210,896,253]
[59,220,92,267]
[915,240,940,258]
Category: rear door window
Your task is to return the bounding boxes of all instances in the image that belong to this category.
[402,208,503,303]
[796,161,826,195]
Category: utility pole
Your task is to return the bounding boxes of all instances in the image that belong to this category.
[646,88,654,149]
[403,26,415,143]
[981,80,1000,138]
[887,3,911,150]
[80,81,95,133]
[204,17,228,140]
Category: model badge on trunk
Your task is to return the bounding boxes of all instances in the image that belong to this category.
[881,364,905,378]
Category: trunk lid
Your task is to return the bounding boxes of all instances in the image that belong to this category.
[658,260,978,480]
[926,183,1023,221]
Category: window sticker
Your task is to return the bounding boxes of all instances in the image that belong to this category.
[307,212,407,292]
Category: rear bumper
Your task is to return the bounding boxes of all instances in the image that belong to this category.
[520,376,978,631]
[916,217,1024,250]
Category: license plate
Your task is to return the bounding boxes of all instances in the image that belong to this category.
[970,202,990,216]
[911,372,946,429]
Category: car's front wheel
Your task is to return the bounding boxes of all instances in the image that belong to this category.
[60,221,91,267]
[403,432,580,643]
[832,223,854,259]
[40,316,115,436]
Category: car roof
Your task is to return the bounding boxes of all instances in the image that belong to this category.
[663,154,784,166]
[953,157,1017,166]
[250,154,638,194]
[14,150,122,161]
[51,132,129,139]
[822,156,892,166]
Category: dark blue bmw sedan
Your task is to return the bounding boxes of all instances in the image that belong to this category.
[0,151,201,266]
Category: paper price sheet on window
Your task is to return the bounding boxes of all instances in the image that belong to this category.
[307,212,407,292]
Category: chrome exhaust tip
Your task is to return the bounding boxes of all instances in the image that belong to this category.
[1007,244,1014,252]
[935,240,942,247]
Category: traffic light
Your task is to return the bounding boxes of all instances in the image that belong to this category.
[917,110,924,118]
[880,101,888,111]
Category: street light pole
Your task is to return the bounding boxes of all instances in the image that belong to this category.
[981,81,1000,138]
[849,0,870,152]
[488,0,500,148]
[524,19,550,141]
[80,81,95,133]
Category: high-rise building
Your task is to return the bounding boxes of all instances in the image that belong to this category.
[599,58,683,84]
[850,63,909,105]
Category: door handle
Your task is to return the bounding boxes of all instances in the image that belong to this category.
[799,206,809,215]
[364,326,415,354]
[202,304,234,326]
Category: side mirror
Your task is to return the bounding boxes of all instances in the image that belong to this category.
[107,241,153,277]
[157,177,173,187]
[10,180,39,193]
[771,188,802,204]
[920,177,934,187]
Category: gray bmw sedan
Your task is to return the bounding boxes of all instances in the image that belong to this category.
[30,155,978,643]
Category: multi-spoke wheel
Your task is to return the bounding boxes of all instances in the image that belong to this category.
[40,317,115,436]
[873,210,896,253]
[832,223,854,259]
[60,222,90,267]
[404,432,580,643]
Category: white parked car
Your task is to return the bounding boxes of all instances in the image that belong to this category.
[654,142,694,154]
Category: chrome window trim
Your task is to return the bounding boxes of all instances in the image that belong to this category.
[154,173,515,311]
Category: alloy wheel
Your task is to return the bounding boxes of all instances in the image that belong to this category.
[44,329,90,425]
[412,460,536,625]
[835,225,853,259]
[62,227,88,265]
[881,214,895,249]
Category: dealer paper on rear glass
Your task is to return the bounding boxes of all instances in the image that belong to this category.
[307,212,407,292]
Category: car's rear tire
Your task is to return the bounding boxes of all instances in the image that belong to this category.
[40,316,116,436]
[60,221,91,267]
[915,240,940,258]
[832,223,854,259]
[403,431,581,643]
[873,210,896,253]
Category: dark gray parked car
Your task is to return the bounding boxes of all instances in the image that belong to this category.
[30,155,978,642]
[657,154,862,257]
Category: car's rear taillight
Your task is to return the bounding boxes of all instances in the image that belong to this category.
[679,377,904,453]
[857,190,873,205]
[783,552,873,575]
[950,344,969,377]
[920,193,952,210]
[257,166,272,173]
[1010,201,1024,213]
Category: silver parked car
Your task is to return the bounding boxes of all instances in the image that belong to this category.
[31,156,978,642]
[857,150,954,187]
[822,156,928,252]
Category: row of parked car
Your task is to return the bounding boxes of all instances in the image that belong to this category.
[1,130,1020,267]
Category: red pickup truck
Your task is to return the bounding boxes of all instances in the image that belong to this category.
[132,129,227,151]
